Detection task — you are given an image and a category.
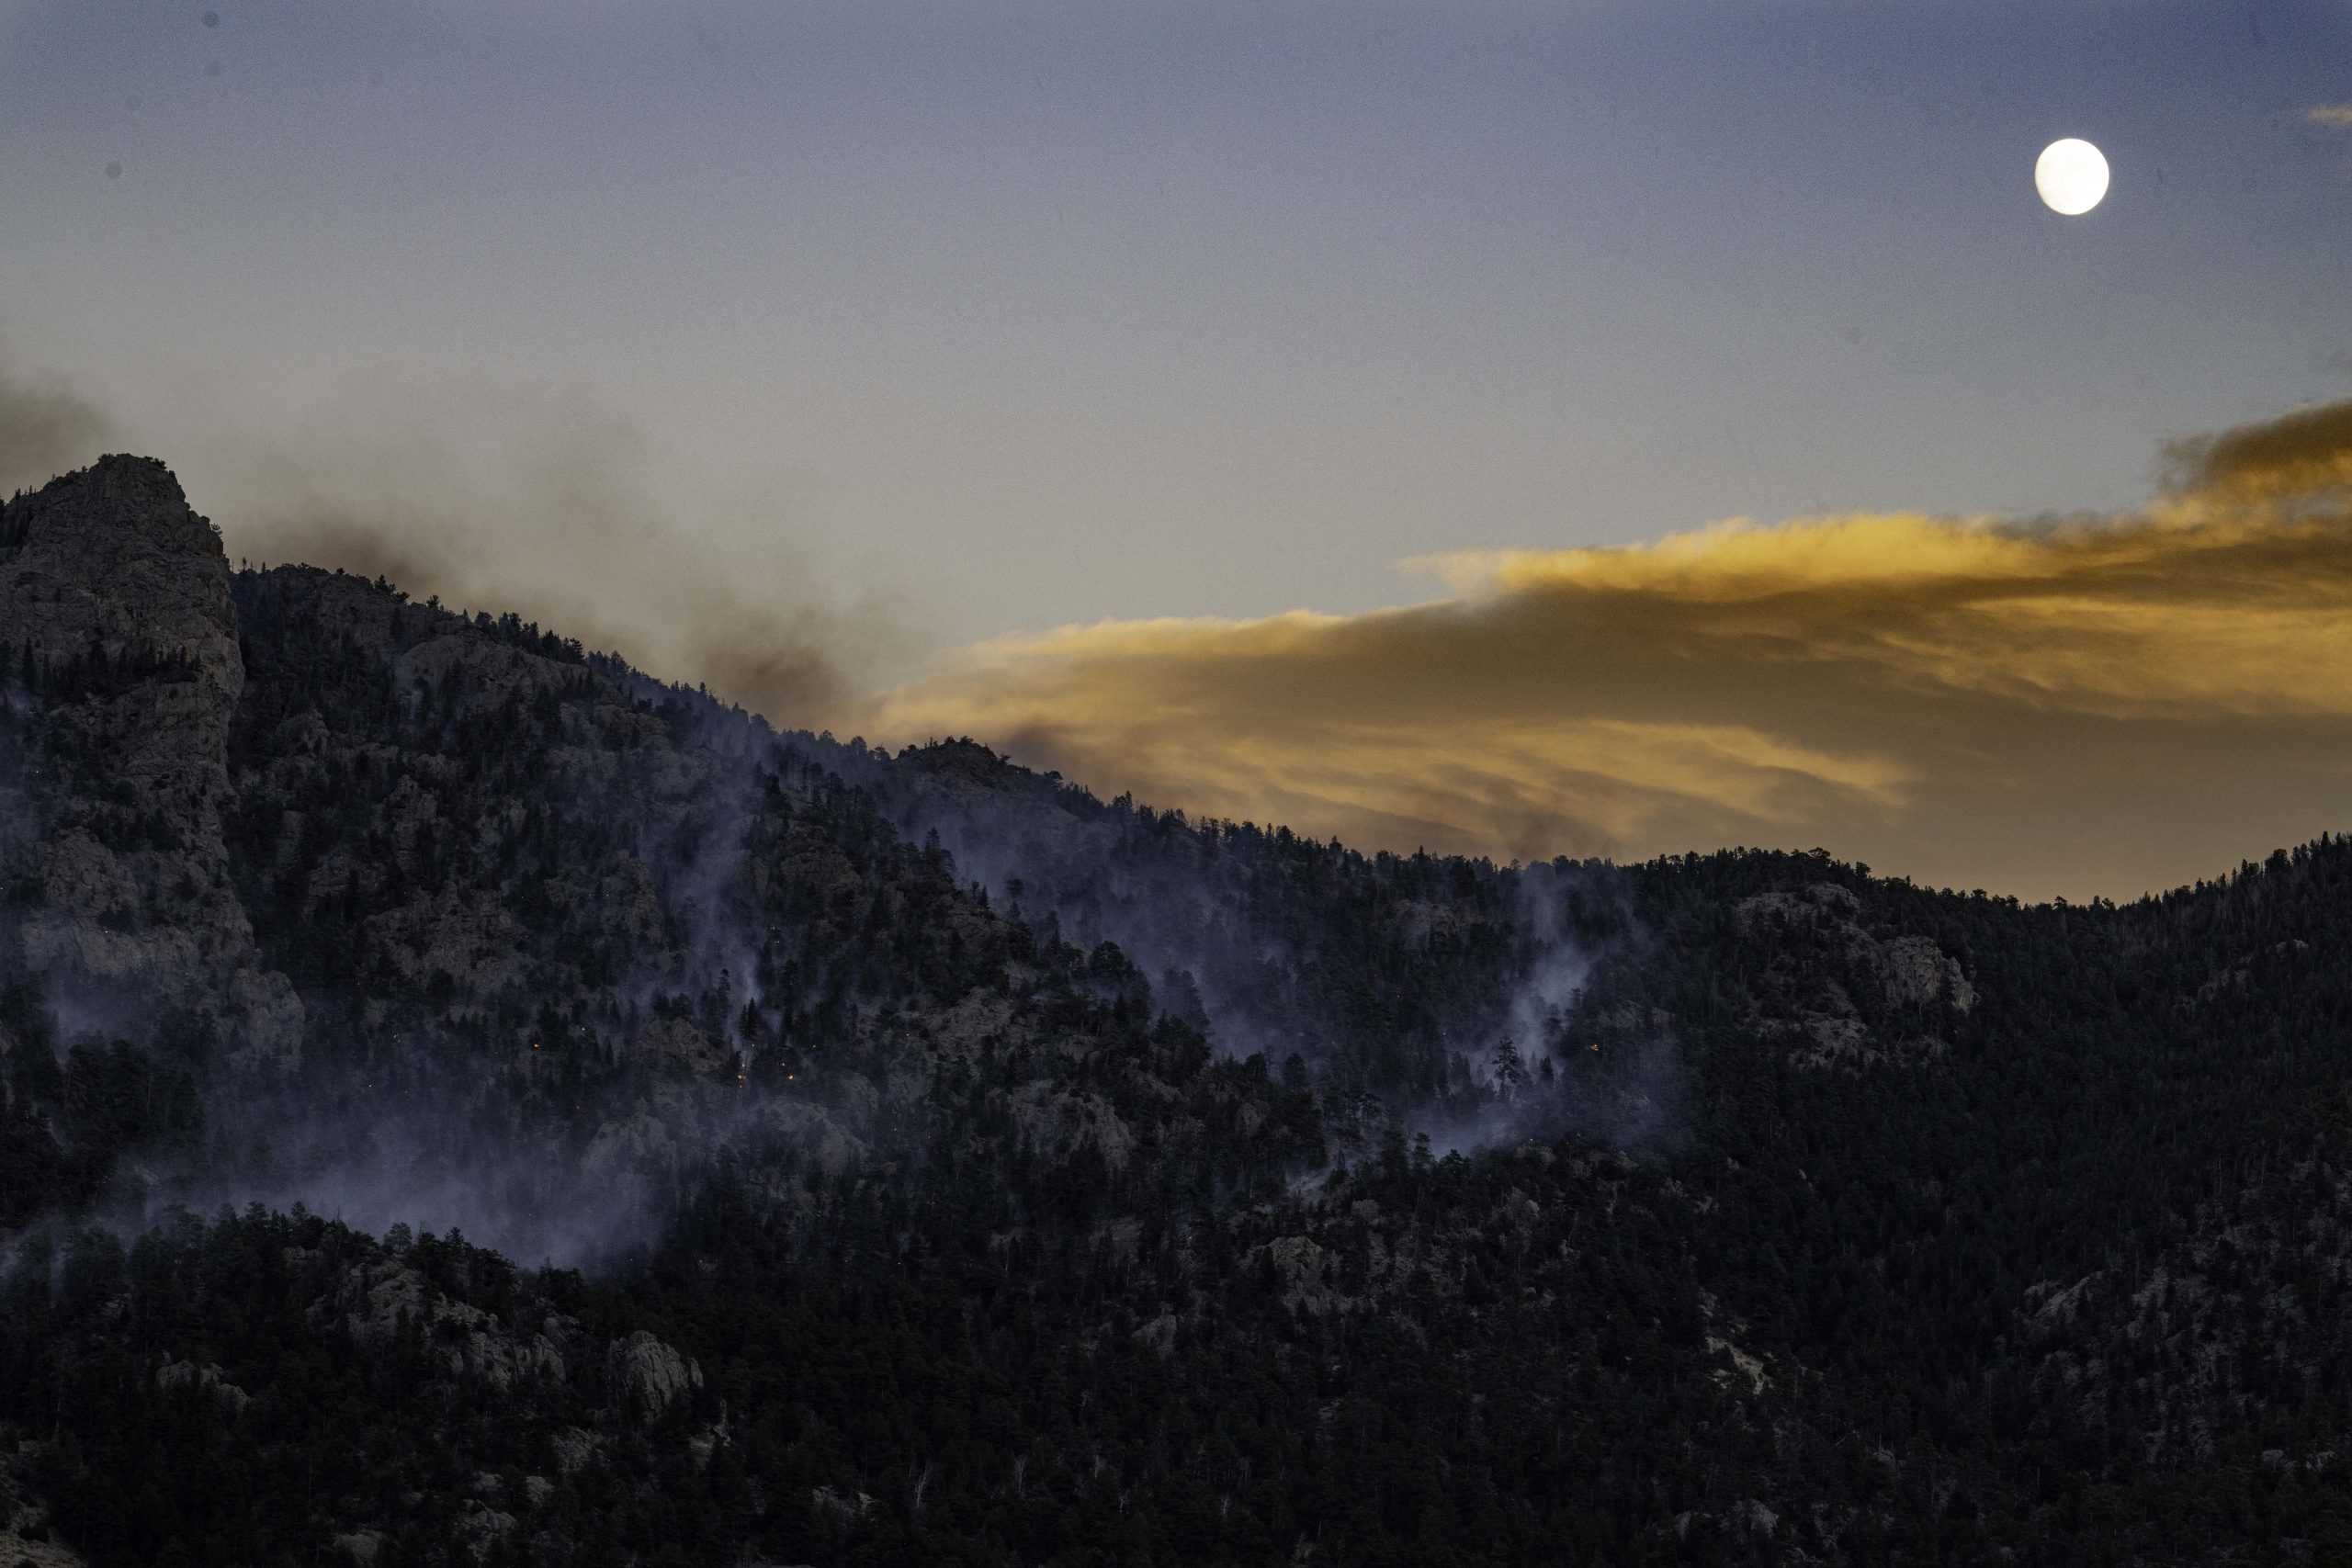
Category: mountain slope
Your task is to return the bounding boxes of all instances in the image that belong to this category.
[7,457,2352,1563]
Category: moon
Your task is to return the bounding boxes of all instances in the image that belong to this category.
[2035,138,2109,216]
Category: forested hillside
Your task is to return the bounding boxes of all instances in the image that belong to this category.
[7,457,2352,1564]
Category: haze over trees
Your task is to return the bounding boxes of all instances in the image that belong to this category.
[6,458,2352,1563]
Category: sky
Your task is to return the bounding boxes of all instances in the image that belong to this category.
[4,0,2350,900]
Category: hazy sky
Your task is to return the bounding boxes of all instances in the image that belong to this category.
[5,0,2351,898]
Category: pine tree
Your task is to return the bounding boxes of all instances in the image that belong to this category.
[1491,1036,1526,1104]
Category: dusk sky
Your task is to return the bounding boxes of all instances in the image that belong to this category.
[6,0,2352,900]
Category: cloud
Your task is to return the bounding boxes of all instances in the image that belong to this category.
[2161,398,2352,502]
[855,397,2352,903]
[16,342,2352,904]
[0,356,115,497]
[2309,104,2352,129]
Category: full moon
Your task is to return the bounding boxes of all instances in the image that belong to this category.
[2035,138,2109,216]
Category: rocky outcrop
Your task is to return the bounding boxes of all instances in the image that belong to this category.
[548,1427,605,1476]
[605,1330,703,1417]
[1252,1234,1342,1317]
[453,1498,516,1562]
[1876,933,1978,1013]
[0,457,300,1067]
[320,1258,567,1391]
[154,1359,254,1414]
[1,456,237,693]
[329,1529,384,1564]
[1734,883,1974,1069]
[1008,1081,1137,1171]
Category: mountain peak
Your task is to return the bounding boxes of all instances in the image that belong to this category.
[67,450,183,493]
[1,453,233,667]
[3,453,220,559]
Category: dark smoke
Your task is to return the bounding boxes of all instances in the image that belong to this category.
[213,381,906,731]
[2,358,909,732]
[0,358,116,498]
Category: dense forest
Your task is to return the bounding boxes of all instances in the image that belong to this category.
[8,462,2352,1564]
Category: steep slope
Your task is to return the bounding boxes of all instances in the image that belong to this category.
[205,565,1329,1267]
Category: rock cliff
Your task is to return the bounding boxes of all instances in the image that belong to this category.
[0,457,301,1067]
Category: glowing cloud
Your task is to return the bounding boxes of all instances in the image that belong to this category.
[853,399,2352,902]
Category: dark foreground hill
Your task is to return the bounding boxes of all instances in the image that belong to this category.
[6,457,2352,1564]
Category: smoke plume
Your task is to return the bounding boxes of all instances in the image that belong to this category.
[0,355,116,498]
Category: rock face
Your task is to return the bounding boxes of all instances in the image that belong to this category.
[1256,1234,1341,1316]
[1,456,238,692]
[0,457,301,1067]
[1733,882,1974,1069]
[1875,933,1978,1013]
[605,1329,703,1417]
[321,1258,568,1391]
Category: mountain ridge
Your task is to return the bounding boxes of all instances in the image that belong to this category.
[6,455,2352,1564]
